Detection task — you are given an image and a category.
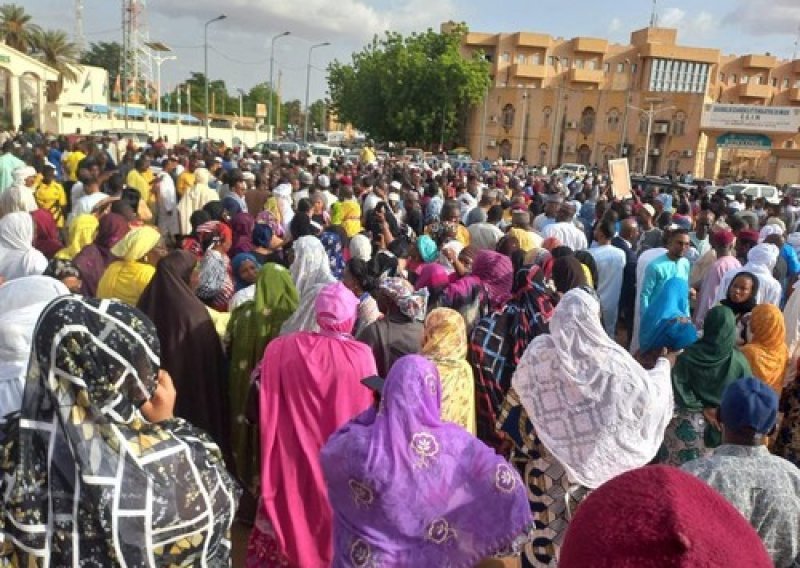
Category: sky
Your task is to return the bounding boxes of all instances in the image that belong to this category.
[22,0,800,107]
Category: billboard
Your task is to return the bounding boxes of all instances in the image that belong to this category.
[608,158,632,199]
[701,103,800,134]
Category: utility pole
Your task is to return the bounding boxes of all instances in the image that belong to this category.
[303,42,330,143]
[204,14,226,138]
[269,31,291,141]
[629,98,674,175]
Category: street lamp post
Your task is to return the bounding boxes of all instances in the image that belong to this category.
[303,42,330,143]
[519,88,529,161]
[146,42,175,140]
[629,98,675,175]
[204,14,227,139]
[269,31,291,141]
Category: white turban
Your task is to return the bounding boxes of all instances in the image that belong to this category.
[12,166,36,185]
[759,223,785,243]
[747,243,780,270]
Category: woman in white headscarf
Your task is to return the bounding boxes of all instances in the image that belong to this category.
[0,166,38,218]
[714,242,782,307]
[279,235,336,335]
[0,275,69,424]
[349,233,372,262]
[177,168,218,234]
[0,212,48,280]
[513,287,673,484]
[271,182,295,235]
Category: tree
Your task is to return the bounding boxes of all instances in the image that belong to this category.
[308,99,327,131]
[0,4,40,52]
[29,29,81,102]
[327,25,490,147]
[281,99,302,131]
[81,41,122,100]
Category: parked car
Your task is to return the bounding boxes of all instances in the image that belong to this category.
[307,144,342,167]
[554,163,589,178]
[722,183,781,204]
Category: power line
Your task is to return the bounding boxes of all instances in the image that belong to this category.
[209,45,267,65]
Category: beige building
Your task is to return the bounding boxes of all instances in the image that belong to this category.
[452,22,800,183]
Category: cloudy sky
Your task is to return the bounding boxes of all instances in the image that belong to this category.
[23,0,800,105]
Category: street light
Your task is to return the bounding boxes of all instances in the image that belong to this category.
[269,31,291,140]
[304,42,330,143]
[145,41,176,140]
[204,14,227,138]
[628,98,675,175]
[236,88,246,121]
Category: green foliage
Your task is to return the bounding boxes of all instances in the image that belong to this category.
[0,4,40,52]
[29,28,81,102]
[327,25,489,146]
[81,41,122,100]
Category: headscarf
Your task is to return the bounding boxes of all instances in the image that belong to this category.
[229,211,255,256]
[30,209,62,258]
[196,248,234,310]
[416,234,438,263]
[137,250,232,458]
[248,279,376,568]
[231,252,261,291]
[575,249,599,290]
[110,225,161,262]
[672,305,752,447]
[252,222,273,248]
[552,255,587,293]
[512,288,673,488]
[379,277,428,321]
[280,235,337,335]
[55,213,99,259]
[203,200,225,222]
[72,212,130,297]
[196,220,232,252]
[721,271,760,315]
[0,211,48,280]
[0,276,69,424]
[740,304,788,395]
[320,230,346,279]
[0,185,37,217]
[422,308,476,433]
[256,208,285,239]
[0,297,239,566]
[471,249,513,308]
[416,262,450,291]
[559,466,772,568]
[639,277,697,352]
[747,242,780,271]
[226,263,298,489]
[221,194,242,217]
[321,355,533,566]
[349,233,372,262]
[44,257,82,282]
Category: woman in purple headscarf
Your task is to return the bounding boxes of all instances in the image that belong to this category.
[321,354,534,566]
[72,212,130,297]
[229,211,255,257]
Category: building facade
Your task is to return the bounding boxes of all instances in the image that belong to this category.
[452,23,800,183]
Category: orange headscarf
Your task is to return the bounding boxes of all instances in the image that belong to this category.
[740,304,789,395]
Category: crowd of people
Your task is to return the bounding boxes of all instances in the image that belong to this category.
[0,129,799,566]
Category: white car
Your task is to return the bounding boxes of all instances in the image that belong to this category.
[722,183,780,205]
[554,163,589,178]
[307,144,342,167]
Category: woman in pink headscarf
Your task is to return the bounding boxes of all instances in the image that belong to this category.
[246,281,377,567]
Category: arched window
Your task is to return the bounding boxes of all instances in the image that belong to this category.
[672,111,686,136]
[502,104,516,132]
[580,107,596,135]
[667,151,680,174]
[638,115,649,134]
[633,148,645,174]
[538,143,548,166]
[602,146,616,165]
[542,106,552,129]
[577,144,591,166]
[607,108,620,131]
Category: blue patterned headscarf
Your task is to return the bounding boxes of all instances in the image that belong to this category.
[320,231,345,280]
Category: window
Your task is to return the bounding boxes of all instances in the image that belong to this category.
[672,111,686,136]
[634,149,645,174]
[617,62,625,73]
[631,63,638,74]
[719,72,726,83]
[539,143,548,166]
[667,152,680,174]
[580,107,596,135]
[740,74,748,84]
[772,77,778,87]
[784,78,790,89]
[607,108,620,131]
[731,74,738,84]
[795,79,800,88]
[549,56,558,66]
[542,106,552,128]
[501,52,510,63]
[575,58,584,69]
[516,53,526,64]
[561,57,570,68]
[648,58,710,93]
[501,103,516,131]
[639,115,649,134]
[531,53,542,65]
[587,60,597,70]
[758,75,767,85]
[604,62,611,73]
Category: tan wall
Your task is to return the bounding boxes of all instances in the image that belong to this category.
[455,22,800,180]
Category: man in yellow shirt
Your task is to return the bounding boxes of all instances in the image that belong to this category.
[126,157,156,223]
[63,143,86,184]
[176,160,197,198]
[35,165,67,228]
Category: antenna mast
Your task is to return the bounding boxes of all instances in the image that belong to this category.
[649,0,659,28]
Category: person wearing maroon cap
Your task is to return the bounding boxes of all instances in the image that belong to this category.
[694,228,741,329]
[684,378,800,567]
[736,228,760,264]
[560,465,773,567]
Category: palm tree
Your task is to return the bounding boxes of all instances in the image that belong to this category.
[0,4,41,52]
[29,29,81,102]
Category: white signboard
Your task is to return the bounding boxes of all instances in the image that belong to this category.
[701,103,800,134]
[608,158,632,199]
